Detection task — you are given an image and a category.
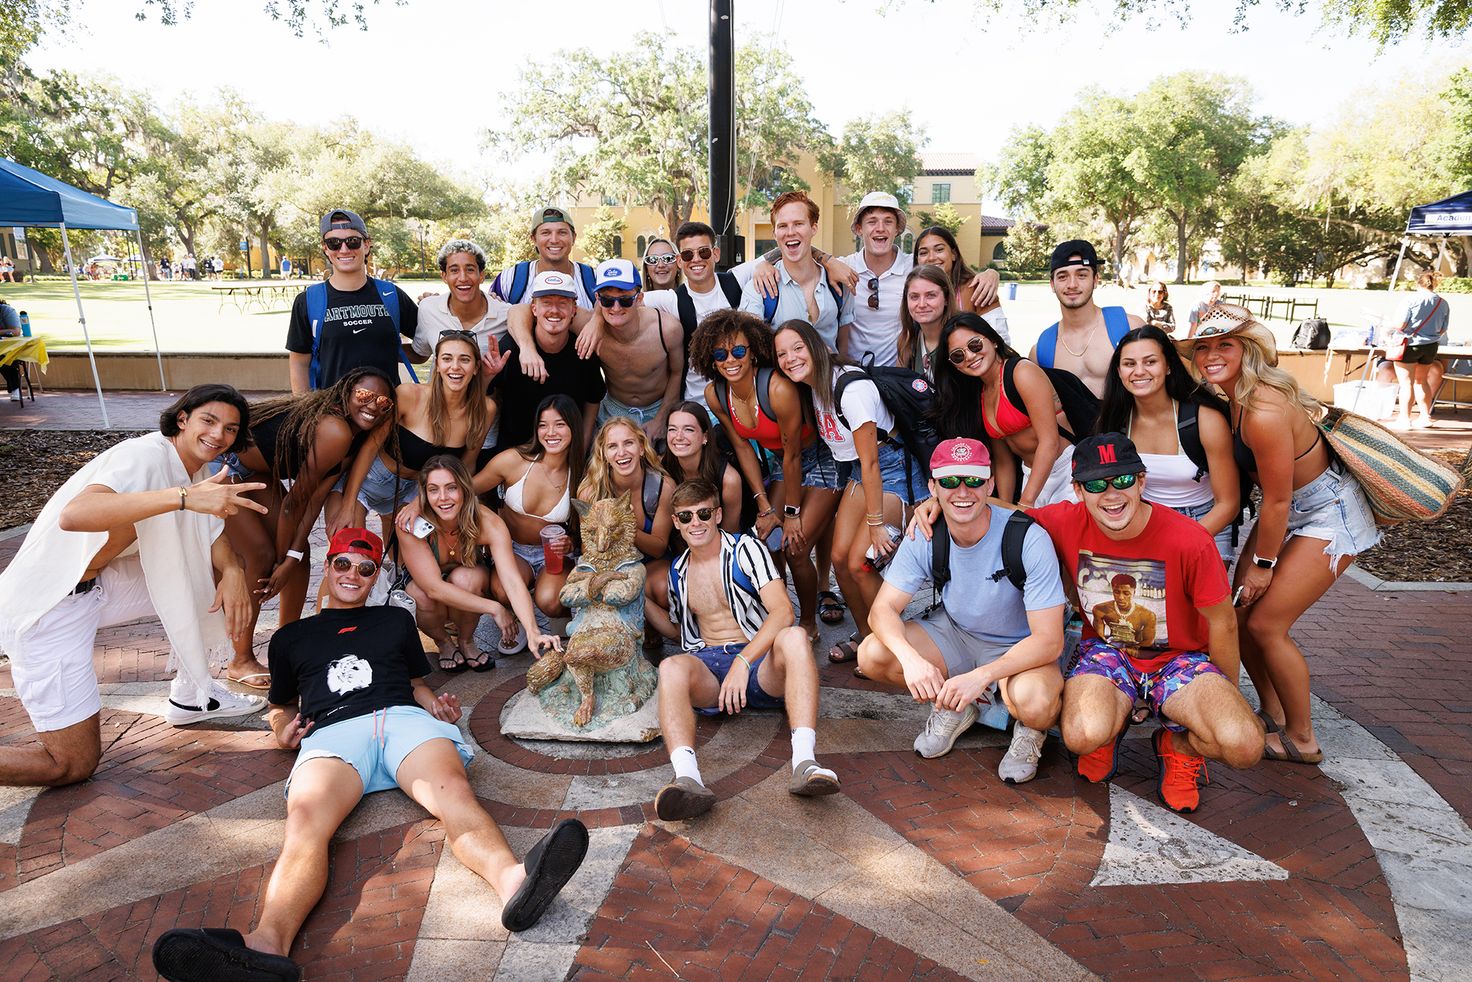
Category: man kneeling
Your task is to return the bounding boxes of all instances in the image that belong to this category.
[647,480,839,820]
[153,529,587,982]
[859,439,1067,783]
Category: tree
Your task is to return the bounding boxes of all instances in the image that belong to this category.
[580,207,626,264]
[980,125,1053,217]
[997,220,1052,277]
[491,36,830,233]
[1046,93,1150,278]
[820,112,925,206]
[913,202,967,236]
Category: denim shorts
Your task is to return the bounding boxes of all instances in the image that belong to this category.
[1172,501,1237,562]
[839,441,931,505]
[691,642,786,715]
[1067,639,1222,734]
[286,705,473,798]
[358,455,420,518]
[768,441,844,491]
[1286,461,1381,568]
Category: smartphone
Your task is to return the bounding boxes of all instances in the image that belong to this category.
[410,517,435,539]
[1232,585,1246,607]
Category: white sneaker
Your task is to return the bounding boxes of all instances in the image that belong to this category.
[913,702,979,759]
[998,723,1046,784]
[164,679,265,726]
[7,390,19,402]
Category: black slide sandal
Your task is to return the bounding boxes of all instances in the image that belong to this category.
[501,819,590,932]
[152,927,300,982]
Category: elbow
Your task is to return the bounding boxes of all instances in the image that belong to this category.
[58,507,82,532]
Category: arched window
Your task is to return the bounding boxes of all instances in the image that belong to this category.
[900,232,915,253]
[611,235,623,258]
[992,242,1007,262]
[636,235,648,258]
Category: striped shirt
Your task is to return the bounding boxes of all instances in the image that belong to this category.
[668,532,781,652]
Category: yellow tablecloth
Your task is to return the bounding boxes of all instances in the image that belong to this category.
[0,336,47,372]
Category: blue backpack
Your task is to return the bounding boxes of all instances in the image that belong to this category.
[305,278,419,388]
[1035,306,1131,369]
[504,260,597,305]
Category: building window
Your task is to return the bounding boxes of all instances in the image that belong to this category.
[993,242,1007,262]
[636,235,647,258]
[611,235,623,258]
[900,232,914,253]
[754,238,776,258]
[931,183,951,204]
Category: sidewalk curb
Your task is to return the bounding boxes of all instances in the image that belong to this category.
[1343,565,1472,592]
[0,523,31,542]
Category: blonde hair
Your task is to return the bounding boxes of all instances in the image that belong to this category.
[428,334,490,446]
[417,455,482,567]
[1198,321,1322,419]
[579,418,668,502]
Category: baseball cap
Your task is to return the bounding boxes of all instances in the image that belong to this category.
[851,190,908,232]
[930,438,991,479]
[1072,433,1145,484]
[1049,239,1098,275]
[530,270,578,299]
[320,209,368,237]
[594,258,641,292]
[327,527,383,565]
[530,205,575,233]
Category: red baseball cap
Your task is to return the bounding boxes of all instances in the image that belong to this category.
[327,527,383,565]
[930,438,991,479]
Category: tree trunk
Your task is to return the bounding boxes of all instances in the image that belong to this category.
[259,220,273,279]
[178,222,197,262]
[1174,214,1189,284]
[137,237,155,280]
[1112,224,1128,284]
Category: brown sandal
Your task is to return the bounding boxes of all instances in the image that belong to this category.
[828,633,859,664]
[1263,732,1322,765]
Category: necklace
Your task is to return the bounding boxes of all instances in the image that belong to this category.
[1058,322,1099,359]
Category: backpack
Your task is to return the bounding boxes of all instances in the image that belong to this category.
[1035,306,1131,368]
[1292,317,1330,350]
[1176,399,1252,544]
[928,509,1036,612]
[832,361,942,480]
[306,278,418,389]
[503,260,597,306]
[760,274,844,325]
[678,273,743,391]
[712,366,778,423]
[1000,357,1100,444]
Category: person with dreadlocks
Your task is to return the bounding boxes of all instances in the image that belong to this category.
[218,367,398,687]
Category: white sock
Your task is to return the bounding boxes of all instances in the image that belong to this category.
[671,745,703,785]
[791,727,817,769]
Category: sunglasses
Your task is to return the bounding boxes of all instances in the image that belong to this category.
[329,556,379,576]
[438,329,478,343]
[674,506,716,525]
[322,236,364,251]
[712,345,748,362]
[598,295,637,309]
[1079,473,1139,494]
[936,474,987,489]
[947,336,988,365]
[679,246,714,262]
[352,387,394,411]
[867,276,880,310]
[644,254,678,267]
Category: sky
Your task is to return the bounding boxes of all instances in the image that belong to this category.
[28,0,1472,212]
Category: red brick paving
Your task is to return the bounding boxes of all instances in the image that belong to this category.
[572,825,966,982]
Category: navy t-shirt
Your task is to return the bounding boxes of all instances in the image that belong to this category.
[285,280,419,389]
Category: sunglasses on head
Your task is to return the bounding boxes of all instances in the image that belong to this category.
[674,506,716,524]
[322,236,364,251]
[644,254,678,267]
[352,387,393,411]
[598,295,637,309]
[679,246,713,262]
[712,345,748,362]
[439,329,477,343]
[329,556,379,576]
[947,336,988,364]
[1079,473,1139,494]
[867,276,880,310]
[936,474,986,489]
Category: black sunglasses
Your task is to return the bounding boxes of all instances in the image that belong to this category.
[439,329,478,342]
[598,295,637,309]
[712,345,748,362]
[674,506,716,524]
[322,236,364,251]
[947,337,988,365]
[679,246,714,262]
[329,556,379,576]
[1079,473,1139,494]
[867,276,880,310]
[936,474,986,489]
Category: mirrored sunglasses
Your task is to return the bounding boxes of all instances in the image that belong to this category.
[1079,473,1139,494]
[712,345,748,362]
[329,556,379,576]
[936,474,986,489]
[352,387,394,411]
[644,254,678,267]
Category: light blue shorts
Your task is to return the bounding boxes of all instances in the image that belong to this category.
[838,442,931,505]
[766,441,842,490]
[1286,461,1381,568]
[1172,500,1237,562]
[286,705,473,798]
[598,393,663,428]
[358,455,420,518]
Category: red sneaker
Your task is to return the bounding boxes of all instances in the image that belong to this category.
[1075,727,1127,783]
[1153,728,1208,813]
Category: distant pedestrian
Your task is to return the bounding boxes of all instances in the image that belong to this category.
[1143,281,1176,334]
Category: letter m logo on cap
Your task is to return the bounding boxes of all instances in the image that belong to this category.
[1098,444,1118,464]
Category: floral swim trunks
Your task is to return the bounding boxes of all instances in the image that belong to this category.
[1067,639,1222,733]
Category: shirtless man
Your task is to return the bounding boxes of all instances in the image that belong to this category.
[590,258,683,440]
[1031,240,1143,397]
[647,480,840,820]
[0,385,268,786]
[1090,573,1158,657]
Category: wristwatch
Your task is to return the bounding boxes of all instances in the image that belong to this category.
[783,504,802,518]
[1252,553,1278,569]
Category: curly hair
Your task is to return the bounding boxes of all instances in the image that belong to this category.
[688,308,775,381]
[579,417,668,503]
[248,366,396,480]
[417,454,482,568]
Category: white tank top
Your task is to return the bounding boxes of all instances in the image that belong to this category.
[1130,403,1215,509]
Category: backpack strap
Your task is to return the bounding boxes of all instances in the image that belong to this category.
[1103,306,1130,347]
[674,284,698,338]
[1036,323,1059,368]
[507,260,533,304]
[577,262,597,304]
[642,469,662,521]
[928,518,952,613]
[762,291,778,324]
[371,277,419,384]
[716,271,743,307]
[989,509,1036,593]
[306,282,328,389]
[754,366,778,423]
[1176,399,1208,482]
[727,533,758,596]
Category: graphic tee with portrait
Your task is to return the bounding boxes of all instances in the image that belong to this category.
[267,605,431,733]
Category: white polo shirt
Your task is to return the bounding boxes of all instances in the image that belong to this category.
[839,249,912,367]
[411,290,511,358]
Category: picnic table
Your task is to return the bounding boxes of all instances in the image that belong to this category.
[211,281,308,315]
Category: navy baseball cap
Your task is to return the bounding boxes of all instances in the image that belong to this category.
[1050,239,1099,274]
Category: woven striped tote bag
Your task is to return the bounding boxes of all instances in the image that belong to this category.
[1317,405,1464,525]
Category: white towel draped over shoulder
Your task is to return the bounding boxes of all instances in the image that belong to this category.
[0,432,228,695]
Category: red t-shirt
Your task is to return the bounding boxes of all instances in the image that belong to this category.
[1031,501,1230,672]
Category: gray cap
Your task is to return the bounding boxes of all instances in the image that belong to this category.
[530,205,575,233]
[320,208,368,236]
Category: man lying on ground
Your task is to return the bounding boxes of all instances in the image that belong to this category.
[0,384,268,787]
[152,528,588,982]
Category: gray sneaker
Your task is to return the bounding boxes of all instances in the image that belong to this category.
[998,723,1046,784]
[655,777,716,821]
[913,702,979,759]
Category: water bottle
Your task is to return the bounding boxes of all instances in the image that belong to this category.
[1366,322,1376,346]
[18,311,30,337]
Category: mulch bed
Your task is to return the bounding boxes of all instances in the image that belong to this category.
[3,432,1469,584]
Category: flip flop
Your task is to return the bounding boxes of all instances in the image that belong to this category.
[462,646,496,674]
[152,927,300,982]
[437,641,468,674]
[828,633,859,664]
[226,672,272,691]
[817,590,846,625]
[1263,732,1323,765]
[501,819,590,932]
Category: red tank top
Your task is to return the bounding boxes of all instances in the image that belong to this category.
[725,379,813,451]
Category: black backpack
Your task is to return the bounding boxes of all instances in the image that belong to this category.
[1000,357,1100,444]
[928,509,1037,612]
[832,360,942,478]
[712,366,779,423]
[676,273,743,387]
[1175,399,1252,546]
[1292,318,1330,350]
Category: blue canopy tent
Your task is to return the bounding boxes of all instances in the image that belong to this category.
[0,157,166,427]
[1386,189,1472,298]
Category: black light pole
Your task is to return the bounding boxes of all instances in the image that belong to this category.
[709,0,743,269]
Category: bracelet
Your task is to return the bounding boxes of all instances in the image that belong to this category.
[755,491,770,501]
[867,519,886,527]
[734,653,752,671]
[178,487,188,511]
[285,549,305,562]
[757,508,776,518]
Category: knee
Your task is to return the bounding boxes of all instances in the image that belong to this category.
[1010,678,1063,729]
[1214,716,1266,769]
[447,566,487,593]
[1061,710,1117,756]
[855,635,894,677]
[46,746,101,787]
[1242,607,1284,645]
[773,627,811,665]
[658,656,690,688]
[243,541,275,576]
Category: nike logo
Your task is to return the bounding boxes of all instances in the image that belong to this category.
[352,327,367,334]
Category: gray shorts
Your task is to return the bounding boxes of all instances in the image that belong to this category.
[917,606,1014,683]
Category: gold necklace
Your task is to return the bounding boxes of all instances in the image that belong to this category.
[1058,322,1099,359]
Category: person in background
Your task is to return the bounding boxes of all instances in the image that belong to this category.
[489,206,597,309]
[1187,281,1223,337]
[1,295,22,401]
[1389,269,1450,429]
[1143,281,1176,334]
[1033,240,1142,397]
[642,237,682,291]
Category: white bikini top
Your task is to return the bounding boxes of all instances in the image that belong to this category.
[503,460,571,523]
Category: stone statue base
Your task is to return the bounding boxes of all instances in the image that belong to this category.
[501,680,661,744]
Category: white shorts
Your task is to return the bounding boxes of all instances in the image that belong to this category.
[8,557,156,732]
[1023,443,1078,506]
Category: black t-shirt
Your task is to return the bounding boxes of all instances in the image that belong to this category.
[491,332,606,450]
[285,280,419,390]
[267,605,431,732]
